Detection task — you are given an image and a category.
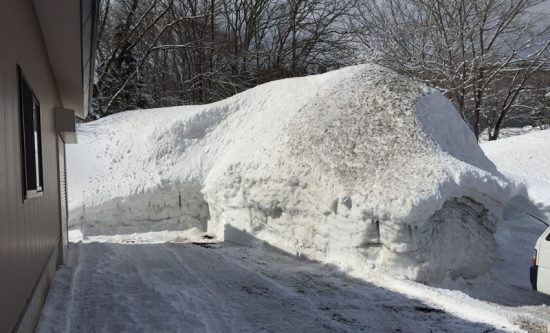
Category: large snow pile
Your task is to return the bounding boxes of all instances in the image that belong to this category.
[68,64,516,282]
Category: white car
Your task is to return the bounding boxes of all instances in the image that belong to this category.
[532,226,550,295]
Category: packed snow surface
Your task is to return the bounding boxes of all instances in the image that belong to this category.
[68,64,515,282]
[36,241,507,333]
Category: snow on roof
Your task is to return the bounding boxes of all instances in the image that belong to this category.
[68,64,516,281]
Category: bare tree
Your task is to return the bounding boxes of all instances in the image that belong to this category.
[91,0,356,120]
[355,0,550,140]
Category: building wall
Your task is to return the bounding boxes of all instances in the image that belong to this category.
[58,135,69,264]
[0,0,63,331]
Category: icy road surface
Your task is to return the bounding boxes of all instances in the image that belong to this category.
[37,240,500,333]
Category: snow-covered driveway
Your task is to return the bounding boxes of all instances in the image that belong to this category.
[37,240,497,333]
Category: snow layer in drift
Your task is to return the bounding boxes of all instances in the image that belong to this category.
[68,64,515,282]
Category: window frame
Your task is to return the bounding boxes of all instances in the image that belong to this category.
[18,65,44,201]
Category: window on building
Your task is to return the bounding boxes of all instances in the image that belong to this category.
[18,65,44,199]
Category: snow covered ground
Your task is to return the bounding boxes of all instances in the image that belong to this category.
[37,66,550,332]
[36,241,504,333]
[482,129,550,210]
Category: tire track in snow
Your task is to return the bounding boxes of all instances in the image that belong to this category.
[134,244,248,332]
[164,244,342,332]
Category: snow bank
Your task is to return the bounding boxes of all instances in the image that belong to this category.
[68,64,515,282]
[482,129,550,210]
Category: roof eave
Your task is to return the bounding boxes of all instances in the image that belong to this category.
[34,0,98,119]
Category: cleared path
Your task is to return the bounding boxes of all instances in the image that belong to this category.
[37,241,499,333]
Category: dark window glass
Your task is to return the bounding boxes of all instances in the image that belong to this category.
[18,66,43,199]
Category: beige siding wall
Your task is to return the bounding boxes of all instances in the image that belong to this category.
[0,0,63,331]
